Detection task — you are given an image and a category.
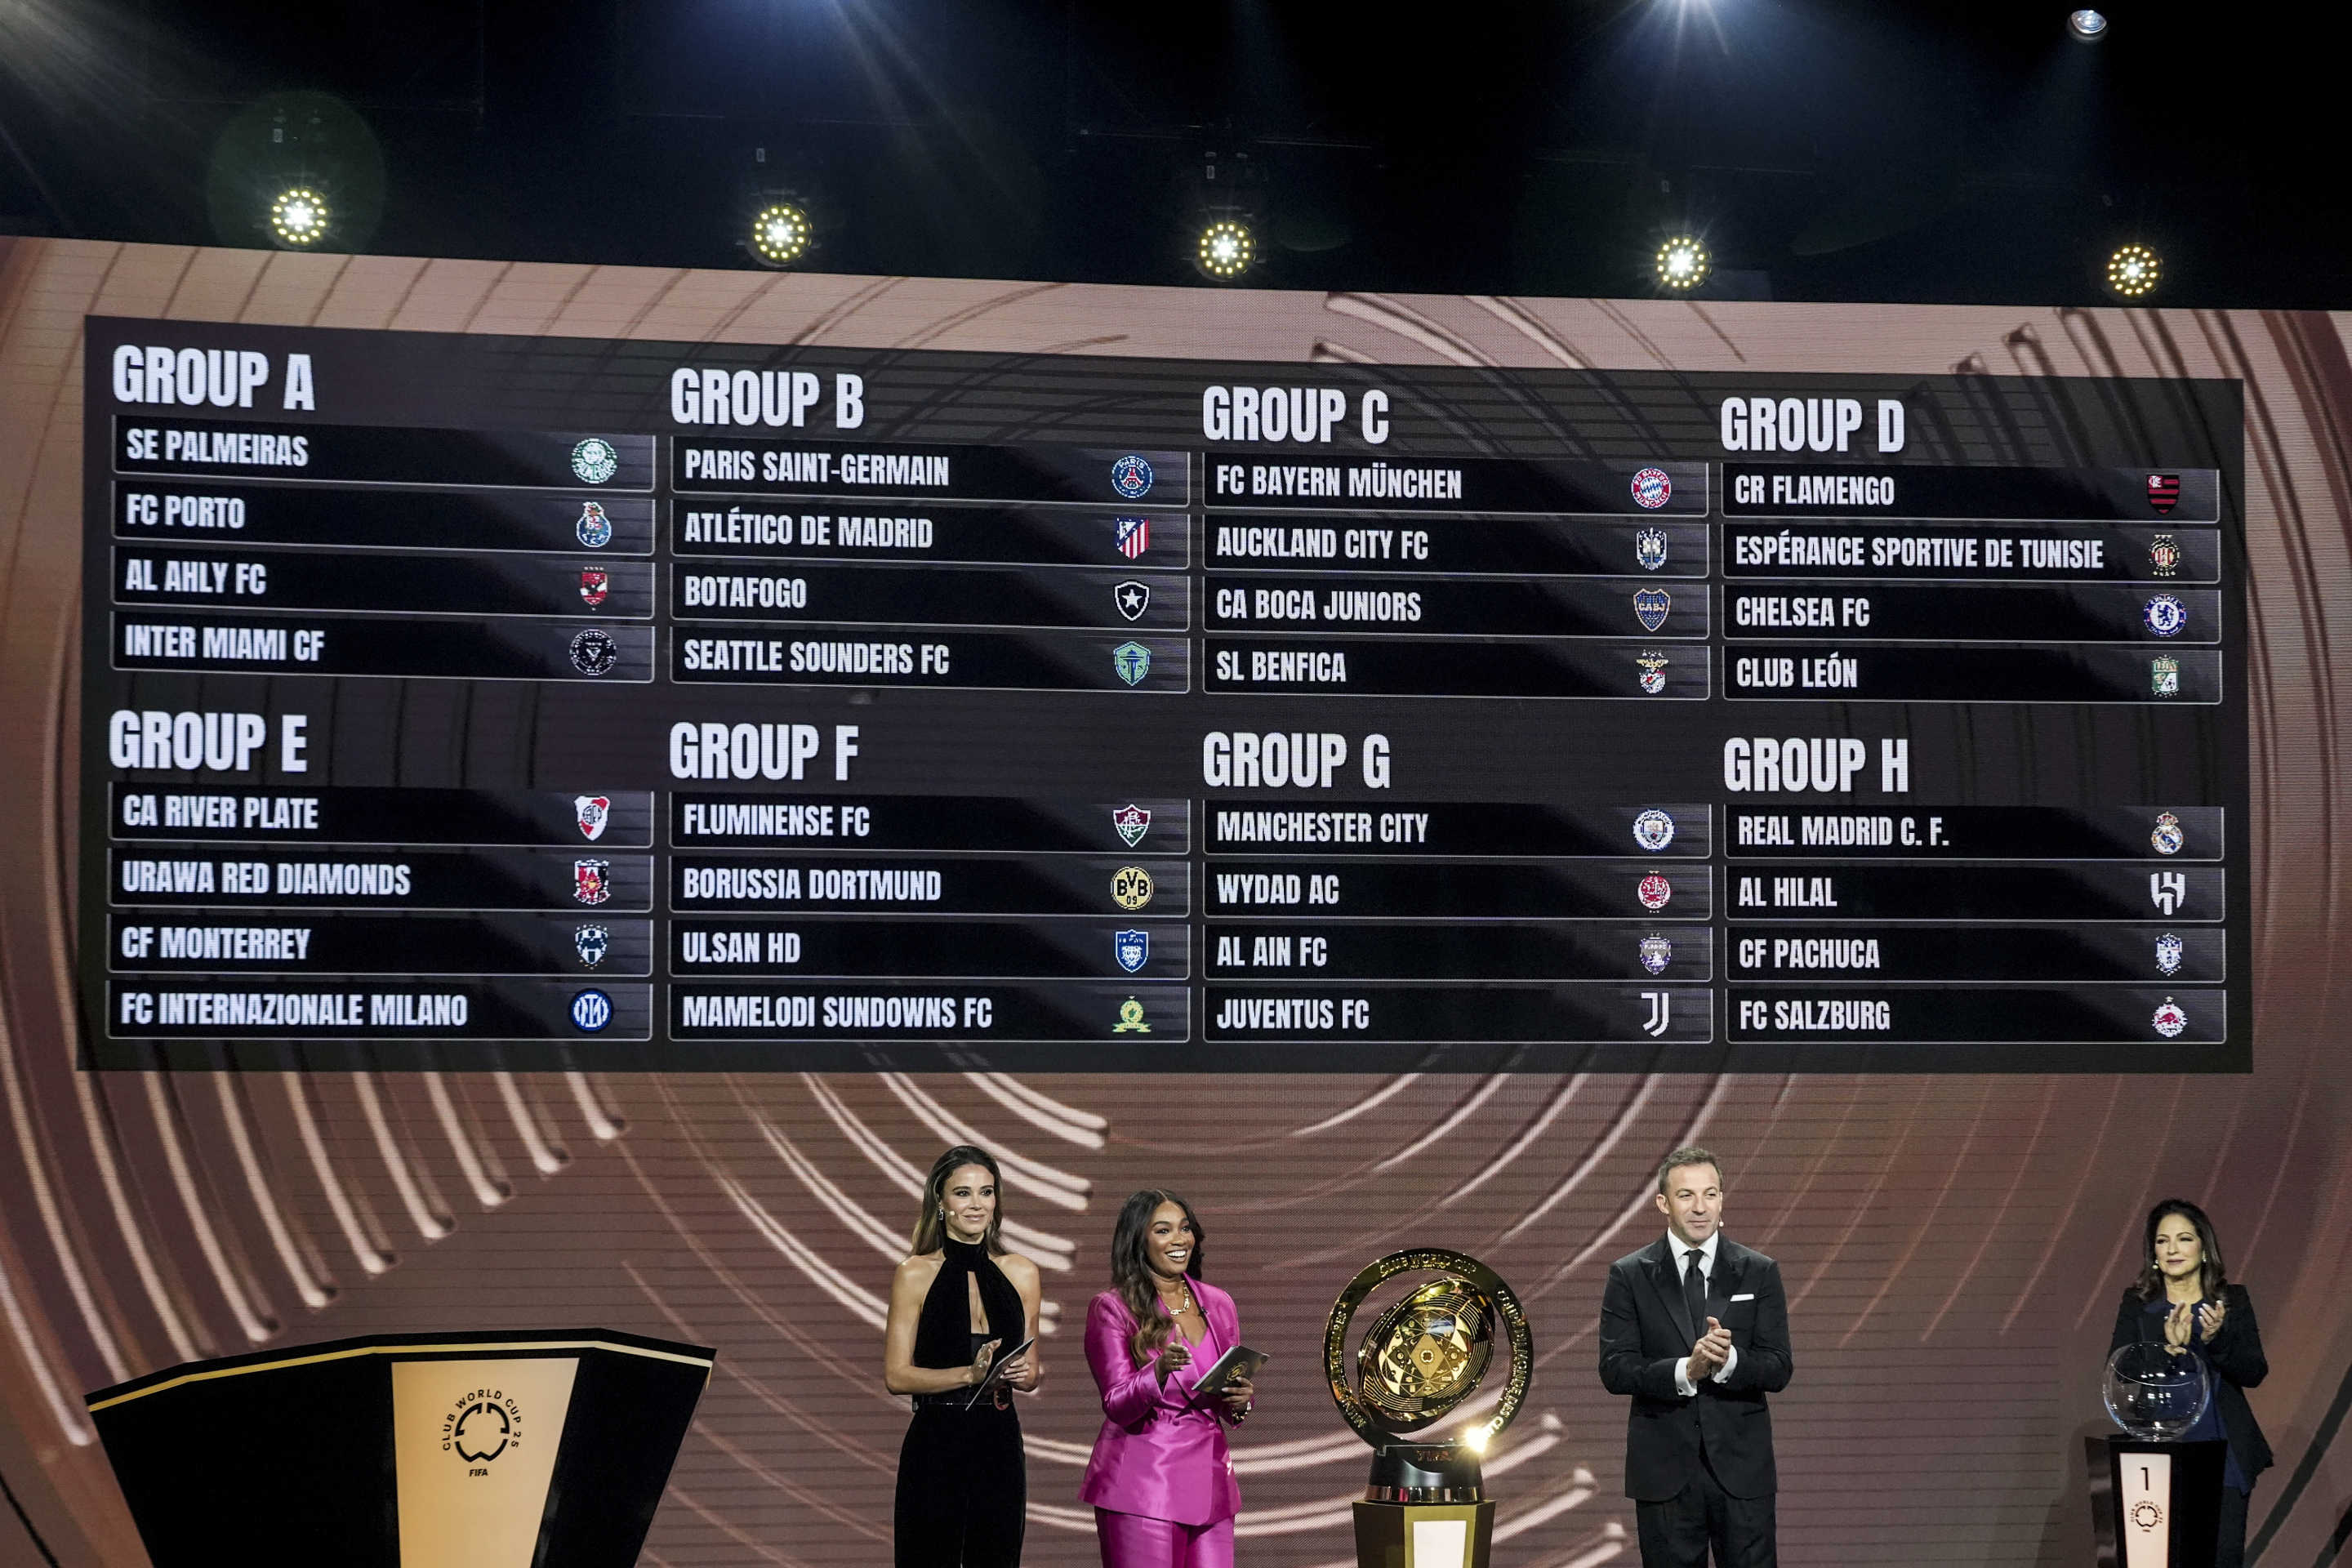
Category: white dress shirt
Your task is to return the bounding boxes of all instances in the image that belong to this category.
[1668,1229,1740,1396]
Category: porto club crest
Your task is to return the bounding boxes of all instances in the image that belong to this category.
[575,500,613,548]
[1110,454,1155,500]
[1630,467,1673,510]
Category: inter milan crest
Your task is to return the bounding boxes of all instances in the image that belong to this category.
[575,795,611,841]
[574,924,610,967]
[1113,803,1152,847]
[575,501,613,548]
[2154,933,2184,977]
[1639,933,1673,976]
[1633,587,1672,632]
[1637,872,1672,912]
[1116,516,1150,559]
[571,437,620,485]
[1637,650,1670,696]
[1630,467,1673,510]
[569,628,619,675]
[2151,811,2185,855]
[579,568,609,609]
[2149,535,2181,577]
[1114,929,1149,973]
[1112,641,1152,686]
[1632,808,1676,852]
[2150,655,2180,697]
[572,858,611,906]
[2151,996,2189,1039]
[1110,454,1156,499]
[1635,528,1669,571]
[2147,474,2180,514]
[2143,594,2188,637]
[570,989,613,1032]
[1115,581,1151,621]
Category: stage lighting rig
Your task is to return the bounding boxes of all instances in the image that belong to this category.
[749,202,813,268]
[1196,220,1255,282]
[268,188,331,248]
[1654,235,1711,292]
[2106,243,2161,299]
[2067,9,2109,39]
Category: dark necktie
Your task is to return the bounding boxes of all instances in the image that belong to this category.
[1683,1248,1708,1343]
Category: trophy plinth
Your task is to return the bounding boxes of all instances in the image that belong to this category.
[1366,1443,1485,1503]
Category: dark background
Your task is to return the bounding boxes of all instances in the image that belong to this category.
[0,0,2335,305]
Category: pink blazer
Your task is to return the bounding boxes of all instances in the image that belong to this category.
[1078,1283,1245,1526]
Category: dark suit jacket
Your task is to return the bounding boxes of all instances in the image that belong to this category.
[2108,1282,2272,1481]
[1599,1236,1793,1502]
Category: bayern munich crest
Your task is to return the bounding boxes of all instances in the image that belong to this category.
[1639,933,1674,976]
[575,795,610,841]
[1633,587,1672,632]
[2154,933,2184,977]
[1631,467,1673,510]
[570,437,620,485]
[2151,812,2185,855]
[2151,996,2189,1039]
[1110,454,1156,499]
[2143,594,2188,637]
[1635,527,1669,570]
[1632,808,1676,852]
[1637,872,1672,911]
[575,501,612,548]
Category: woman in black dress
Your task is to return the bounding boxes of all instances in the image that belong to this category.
[885,1144,1042,1566]
[2108,1198,2271,1568]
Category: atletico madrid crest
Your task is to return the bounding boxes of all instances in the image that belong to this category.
[1116,516,1150,559]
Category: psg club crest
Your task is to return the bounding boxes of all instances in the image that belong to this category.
[1637,650,1670,696]
[1110,454,1156,500]
[2151,811,2185,855]
[2143,594,2188,637]
[1113,803,1152,847]
[1637,872,1673,912]
[1115,581,1151,621]
[1639,933,1674,976]
[571,437,620,485]
[2149,534,2181,577]
[1112,640,1152,686]
[574,924,610,967]
[1633,587,1672,633]
[575,501,613,549]
[2151,996,2189,1039]
[1114,929,1149,973]
[579,568,609,609]
[2154,932,2184,977]
[1631,467,1673,510]
[2147,474,2180,514]
[570,989,613,1032]
[1635,528,1669,571]
[572,858,612,906]
[575,795,611,841]
[1116,516,1151,559]
[569,628,619,675]
[2150,655,2180,697]
[1632,808,1676,852]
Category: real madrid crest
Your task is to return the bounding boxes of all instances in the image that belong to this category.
[2150,811,2185,855]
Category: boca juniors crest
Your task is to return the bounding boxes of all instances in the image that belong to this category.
[1116,516,1150,559]
[2154,932,2184,977]
[1113,803,1152,846]
[1635,528,1668,570]
[573,858,612,906]
[579,568,609,608]
[1114,929,1149,973]
[1633,587,1671,632]
[1637,872,1672,911]
[1631,467,1673,510]
[1637,651,1669,695]
[575,795,611,840]
[575,501,612,548]
[1639,933,1673,976]
[1110,454,1155,499]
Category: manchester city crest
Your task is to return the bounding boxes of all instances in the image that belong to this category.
[1637,871,1672,912]
[1637,650,1670,696]
[2154,932,2184,977]
[1635,527,1669,570]
[570,989,613,1032]
[1639,933,1673,976]
[571,437,620,485]
[574,924,610,967]
[575,501,613,548]
[2151,655,2180,697]
[569,628,619,675]
[2143,593,2188,637]
[1111,454,1156,499]
[1113,803,1152,847]
[1116,515,1151,559]
[572,858,612,906]
[575,795,611,841]
[1115,581,1151,621]
[1633,587,1672,633]
[1112,640,1152,686]
[2149,535,2181,577]
[2151,811,2185,855]
[1631,467,1673,510]
[579,568,609,609]
[1632,808,1676,852]
[2151,996,2189,1039]
[1114,929,1149,973]
[1111,866,1155,910]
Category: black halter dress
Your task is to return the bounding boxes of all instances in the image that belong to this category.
[893,1236,1027,1566]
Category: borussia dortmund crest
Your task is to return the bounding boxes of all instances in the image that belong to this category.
[1111,866,1154,910]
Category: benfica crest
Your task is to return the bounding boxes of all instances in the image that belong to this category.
[1637,650,1670,696]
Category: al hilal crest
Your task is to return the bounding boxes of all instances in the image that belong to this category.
[1635,527,1669,570]
[1112,641,1152,686]
[1637,650,1670,695]
[570,989,613,1032]
[1115,580,1151,621]
[571,437,620,485]
[569,628,619,675]
[2151,996,2189,1039]
[2143,593,2188,637]
[1639,933,1673,976]
[572,858,611,905]
[1110,454,1156,499]
[1637,872,1673,911]
[1113,803,1152,847]
[2147,474,2180,514]
[1633,587,1672,632]
[1116,515,1151,559]
[1632,808,1676,852]
[2151,811,2185,855]
[575,795,611,840]
[1631,467,1673,510]
[575,501,613,548]
[574,924,610,967]
[2155,932,2184,977]
[579,568,609,608]
[1114,929,1149,973]
[2149,534,2180,577]
[2151,655,2180,697]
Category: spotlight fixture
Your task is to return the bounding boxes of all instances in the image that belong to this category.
[749,202,813,267]
[1196,220,1254,281]
[2106,243,2162,299]
[1654,235,1710,292]
[2067,8,2108,39]
[268,187,330,248]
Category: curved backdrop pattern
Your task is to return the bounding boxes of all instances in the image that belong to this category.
[2,238,2349,1568]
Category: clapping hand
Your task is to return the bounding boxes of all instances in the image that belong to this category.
[2196,1298,2228,1340]
[968,1338,1002,1387]
[2163,1303,2194,1354]
[1685,1316,1735,1383]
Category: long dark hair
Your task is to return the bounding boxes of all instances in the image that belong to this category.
[910,1145,1007,1256]
[1109,1188,1205,1364]
[2135,1197,2228,1301]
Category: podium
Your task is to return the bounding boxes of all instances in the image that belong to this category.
[85,1328,714,1568]
[2102,1437,2226,1568]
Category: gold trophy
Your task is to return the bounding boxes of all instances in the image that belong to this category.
[1325,1249,1533,1568]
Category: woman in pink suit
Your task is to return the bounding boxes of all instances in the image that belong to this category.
[1081,1189,1255,1568]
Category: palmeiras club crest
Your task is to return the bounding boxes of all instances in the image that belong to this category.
[1639,933,1674,976]
[1633,587,1672,633]
[573,858,611,905]
[1116,516,1150,559]
[1637,872,1673,912]
[579,568,609,608]
[575,501,612,548]
[1113,804,1152,847]
[1631,467,1673,510]
[1637,650,1670,695]
[575,795,611,840]
[2154,932,2184,977]
[1114,929,1149,973]
[1110,454,1155,500]
[571,437,620,485]
[1635,527,1669,570]
[2147,474,2180,514]
[2151,997,2189,1039]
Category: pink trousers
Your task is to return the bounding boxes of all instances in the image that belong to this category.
[1093,1508,1236,1568]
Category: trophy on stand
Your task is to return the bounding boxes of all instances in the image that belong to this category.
[1325,1249,1534,1568]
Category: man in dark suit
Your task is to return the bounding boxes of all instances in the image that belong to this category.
[1599,1146,1793,1568]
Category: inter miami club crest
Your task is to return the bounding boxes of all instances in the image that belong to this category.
[1631,467,1673,510]
[2151,996,2189,1039]
[1113,804,1152,847]
[2147,474,2180,514]
[575,501,613,548]
[2151,811,2185,855]
[579,568,609,609]
[574,924,610,967]
[2149,535,2181,577]
[575,795,611,840]
[1637,872,1672,912]
[2150,655,2180,697]
[1116,516,1150,560]
[572,858,611,906]
[1115,581,1151,621]
[569,628,619,675]
[2155,932,2184,977]
[1633,587,1672,633]
[1110,454,1156,500]
[1639,933,1673,976]
[2143,594,2188,638]
[1632,808,1676,852]
[570,989,613,1032]
[1114,929,1149,973]
[1637,650,1670,696]
[1635,528,1668,571]
[1112,641,1152,686]
[571,437,620,485]
[1111,866,1155,910]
